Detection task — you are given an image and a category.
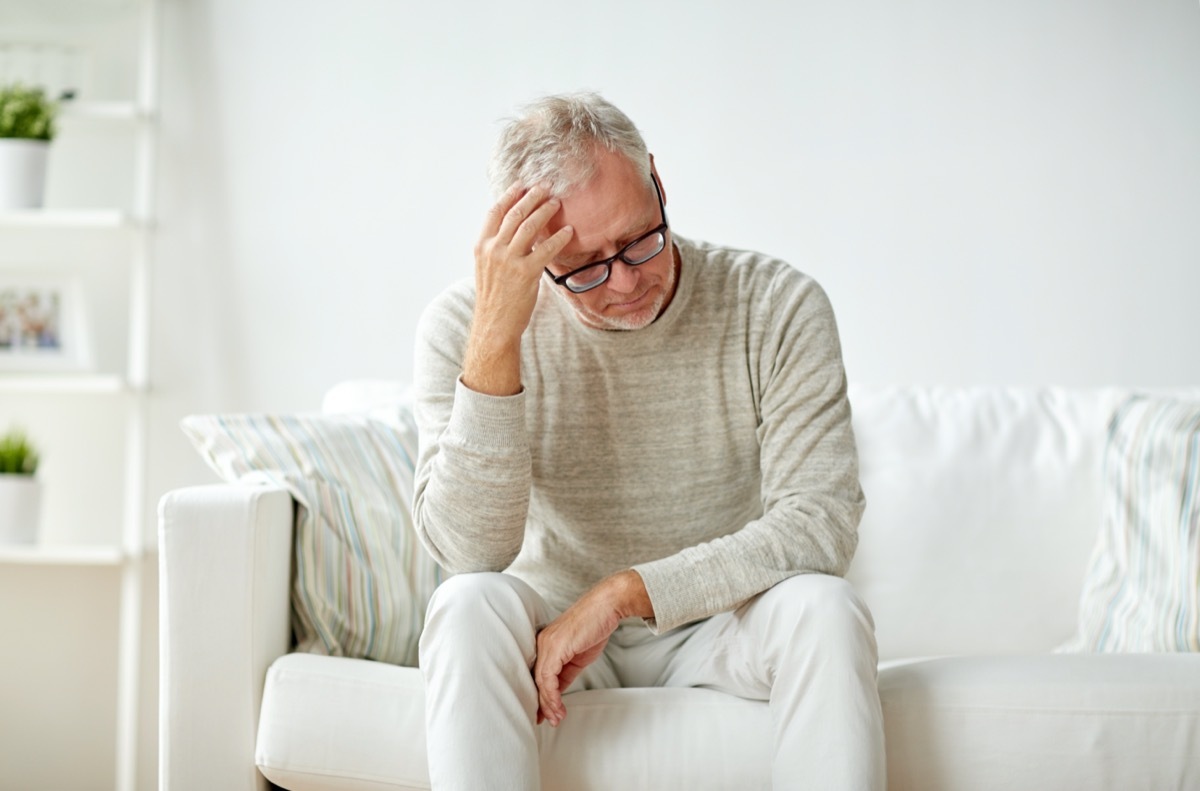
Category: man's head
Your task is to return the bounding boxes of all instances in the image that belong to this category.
[488,92,651,199]
[489,92,678,331]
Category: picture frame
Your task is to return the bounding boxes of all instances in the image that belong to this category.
[0,275,92,372]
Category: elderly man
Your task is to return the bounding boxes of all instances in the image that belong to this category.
[412,91,884,790]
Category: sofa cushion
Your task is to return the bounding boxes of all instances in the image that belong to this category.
[846,386,1123,660]
[257,655,430,791]
[1061,395,1200,652]
[181,408,440,667]
[879,654,1200,791]
[256,652,1200,791]
[256,653,772,791]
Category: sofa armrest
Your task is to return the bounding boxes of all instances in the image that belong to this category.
[158,483,294,791]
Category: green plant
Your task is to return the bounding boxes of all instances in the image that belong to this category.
[0,84,57,141]
[0,428,39,475]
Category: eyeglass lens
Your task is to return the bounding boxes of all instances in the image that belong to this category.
[564,232,666,292]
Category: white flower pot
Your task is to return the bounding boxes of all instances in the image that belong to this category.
[0,474,42,544]
[0,138,50,210]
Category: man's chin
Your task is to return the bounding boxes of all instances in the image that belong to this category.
[577,296,664,331]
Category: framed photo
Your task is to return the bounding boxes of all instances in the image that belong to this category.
[0,276,92,372]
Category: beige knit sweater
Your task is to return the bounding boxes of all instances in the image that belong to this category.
[412,235,864,634]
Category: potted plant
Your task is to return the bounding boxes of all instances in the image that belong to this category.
[0,84,58,210]
[0,427,42,544]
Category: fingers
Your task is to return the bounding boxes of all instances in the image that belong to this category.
[531,594,620,728]
[493,184,545,239]
[480,183,524,240]
[533,642,566,726]
[495,186,558,250]
[508,197,562,254]
[536,674,564,727]
[477,183,572,276]
[528,222,574,267]
[557,661,586,694]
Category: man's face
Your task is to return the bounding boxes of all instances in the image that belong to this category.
[541,149,678,331]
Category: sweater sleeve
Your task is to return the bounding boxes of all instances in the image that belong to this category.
[631,273,865,633]
[410,284,532,573]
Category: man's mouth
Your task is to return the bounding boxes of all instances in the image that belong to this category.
[607,288,652,311]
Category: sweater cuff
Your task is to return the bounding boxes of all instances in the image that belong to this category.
[631,553,702,635]
[446,376,528,449]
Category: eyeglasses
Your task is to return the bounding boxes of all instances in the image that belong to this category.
[544,173,669,294]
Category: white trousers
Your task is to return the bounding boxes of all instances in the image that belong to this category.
[420,572,885,790]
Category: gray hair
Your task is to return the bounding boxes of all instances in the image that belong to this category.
[487,91,651,199]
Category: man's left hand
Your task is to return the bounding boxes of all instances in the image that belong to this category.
[533,570,652,727]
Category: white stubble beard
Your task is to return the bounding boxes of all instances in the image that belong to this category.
[553,253,679,332]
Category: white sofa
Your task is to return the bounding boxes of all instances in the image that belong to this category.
[159,383,1200,791]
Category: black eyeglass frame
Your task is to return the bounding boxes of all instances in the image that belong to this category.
[543,172,669,294]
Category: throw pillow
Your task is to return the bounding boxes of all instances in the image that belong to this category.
[1061,395,1200,652]
[181,405,443,667]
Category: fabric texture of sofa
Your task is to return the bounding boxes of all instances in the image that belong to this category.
[159,383,1200,790]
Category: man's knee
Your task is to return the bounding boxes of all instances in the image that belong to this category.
[759,574,877,653]
[421,572,541,657]
[770,573,870,612]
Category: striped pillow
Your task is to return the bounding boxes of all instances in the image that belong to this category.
[181,405,443,667]
[1061,395,1200,652]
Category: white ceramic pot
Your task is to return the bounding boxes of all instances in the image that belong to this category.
[0,138,50,210]
[0,474,42,544]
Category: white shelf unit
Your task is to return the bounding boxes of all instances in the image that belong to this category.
[0,1,158,790]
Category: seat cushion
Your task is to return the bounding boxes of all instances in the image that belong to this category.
[258,652,1200,791]
[255,652,772,791]
[256,654,429,791]
[879,654,1200,791]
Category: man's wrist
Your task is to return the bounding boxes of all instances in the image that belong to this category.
[607,569,653,620]
[462,330,522,396]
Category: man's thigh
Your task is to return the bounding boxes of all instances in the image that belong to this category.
[653,574,875,699]
[423,572,620,691]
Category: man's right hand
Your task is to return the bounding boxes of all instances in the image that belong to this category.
[462,184,574,396]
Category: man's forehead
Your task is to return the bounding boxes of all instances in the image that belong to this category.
[554,206,655,263]
[550,177,655,259]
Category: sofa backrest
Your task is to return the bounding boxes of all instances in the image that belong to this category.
[325,381,1190,662]
[847,385,1139,661]
[323,380,411,415]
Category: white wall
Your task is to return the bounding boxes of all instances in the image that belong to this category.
[154,0,1200,423]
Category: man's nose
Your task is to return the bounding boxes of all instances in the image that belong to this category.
[606,260,640,294]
